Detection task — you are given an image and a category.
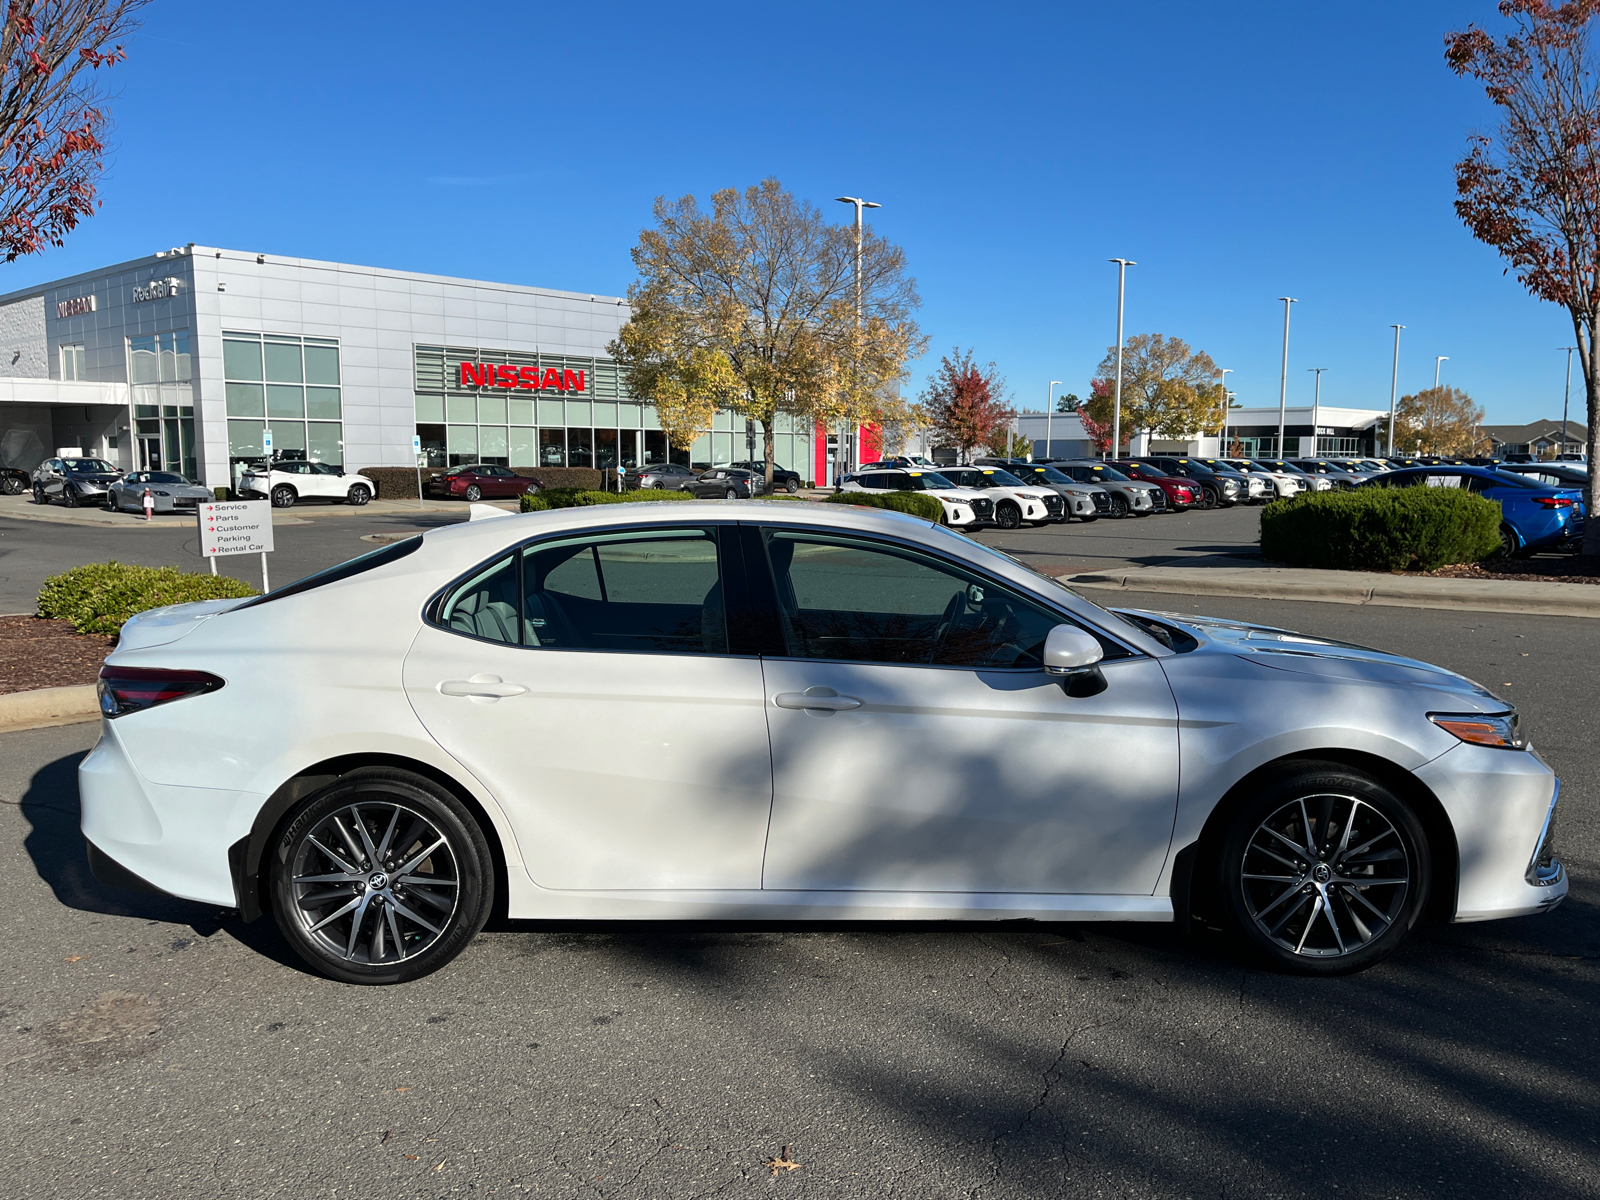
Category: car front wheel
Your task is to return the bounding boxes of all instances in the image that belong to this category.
[347,484,371,506]
[994,502,1022,530]
[1107,494,1129,518]
[270,485,297,508]
[268,769,494,985]
[1216,762,1430,976]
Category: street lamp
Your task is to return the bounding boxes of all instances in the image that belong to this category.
[1276,297,1297,457]
[1045,380,1061,461]
[834,196,881,483]
[1217,368,1232,445]
[1561,346,1576,458]
[1109,259,1135,458]
[1434,355,1449,389]
[1308,367,1326,454]
[1386,324,1405,456]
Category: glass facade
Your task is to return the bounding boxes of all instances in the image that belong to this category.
[412,345,808,474]
[128,331,197,479]
[224,331,344,467]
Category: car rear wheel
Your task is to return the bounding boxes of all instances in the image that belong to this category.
[1216,763,1429,976]
[786,478,800,494]
[347,484,371,506]
[270,485,297,508]
[269,769,494,985]
[725,488,738,499]
[1498,524,1524,559]
[995,502,1022,530]
[1107,493,1129,518]
[464,484,483,502]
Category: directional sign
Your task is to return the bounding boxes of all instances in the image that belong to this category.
[199,500,274,558]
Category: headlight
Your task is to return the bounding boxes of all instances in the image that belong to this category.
[1429,710,1527,750]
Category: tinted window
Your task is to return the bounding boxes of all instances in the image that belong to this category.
[761,531,1068,668]
[237,535,423,611]
[147,472,188,484]
[982,469,1026,486]
[441,555,522,643]
[906,472,955,490]
[64,459,115,474]
[522,528,726,654]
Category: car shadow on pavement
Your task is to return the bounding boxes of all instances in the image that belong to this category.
[17,746,314,975]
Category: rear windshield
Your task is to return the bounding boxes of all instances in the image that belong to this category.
[234,536,424,611]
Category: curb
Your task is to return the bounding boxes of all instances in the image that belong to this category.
[1065,566,1600,619]
[0,684,99,733]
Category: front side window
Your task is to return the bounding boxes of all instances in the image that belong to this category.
[760,531,1073,669]
[437,528,731,656]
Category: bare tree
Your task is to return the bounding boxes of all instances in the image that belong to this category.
[1447,1,1600,551]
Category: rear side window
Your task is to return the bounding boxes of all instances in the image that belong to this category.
[235,535,423,610]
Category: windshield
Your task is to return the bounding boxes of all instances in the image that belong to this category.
[907,472,956,490]
[144,472,190,484]
[1021,465,1072,484]
[1199,460,1243,476]
[1256,461,1309,476]
[64,459,115,474]
[981,469,1026,486]
[1081,464,1130,481]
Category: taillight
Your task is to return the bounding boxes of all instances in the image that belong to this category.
[1535,497,1574,509]
[98,666,224,718]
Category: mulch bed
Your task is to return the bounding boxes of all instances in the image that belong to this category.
[1429,556,1600,586]
[0,615,114,696]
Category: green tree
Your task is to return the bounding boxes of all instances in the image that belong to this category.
[1056,392,1081,413]
[1089,334,1221,441]
[610,179,924,490]
[1377,386,1486,456]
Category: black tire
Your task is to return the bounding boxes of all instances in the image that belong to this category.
[464,484,483,502]
[1498,524,1521,559]
[1198,486,1218,510]
[1108,493,1130,518]
[268,769,494,985]
[61,489,76,508]
[32,484,45,505]
[271,484,297,509]
[1,475,22,495]
[347,484,371,506]
[786,478,800,494]
[995,501,1022,530]
[1215,762,1430,976]
[725,488,738,499]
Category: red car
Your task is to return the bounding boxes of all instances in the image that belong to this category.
[426,464,541,502]
[1109,461,1198,510]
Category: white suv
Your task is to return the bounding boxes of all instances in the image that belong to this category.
[842,468,994,527]
[936,466,1068,527]
[239,460,376,508]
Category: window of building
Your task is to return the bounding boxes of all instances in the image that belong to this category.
[59,344,86,381]
[127,331,196,479]
[225,332,343,469]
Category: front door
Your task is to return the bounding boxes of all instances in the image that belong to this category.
[403,523,774,890]
[752,528,1180,895]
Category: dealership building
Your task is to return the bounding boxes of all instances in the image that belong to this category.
[0,245,842,491]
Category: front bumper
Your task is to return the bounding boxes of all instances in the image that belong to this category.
[1413,742,1567,922]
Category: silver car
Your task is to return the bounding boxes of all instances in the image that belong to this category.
[1051,460,1165,516]
[31,456,120,507]
[80,501,1562,983]
[109,470,214,514]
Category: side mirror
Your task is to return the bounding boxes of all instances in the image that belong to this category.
[1043,624,1104,675]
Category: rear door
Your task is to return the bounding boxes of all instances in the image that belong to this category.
[749,526,1180,894]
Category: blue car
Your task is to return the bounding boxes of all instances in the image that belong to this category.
[1362,465,1585,557]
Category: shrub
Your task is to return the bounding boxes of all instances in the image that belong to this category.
[824,490,944,522]
[521,488,696,513]
[1259,487,1501,572]
[38,562,259,635]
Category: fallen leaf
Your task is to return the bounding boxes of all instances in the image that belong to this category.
[395,1086,411,1093]
[764,1145,802,1176]
[404,1155,419,1161]
[380,1132,390,1145]
[435,1160,447,1171]
[64,955,87,963]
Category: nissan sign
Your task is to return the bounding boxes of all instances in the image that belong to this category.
[55,295,96,318]
[459,362,587,392]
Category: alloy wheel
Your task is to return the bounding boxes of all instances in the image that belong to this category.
[996,502,1021,530]
[271,485,296,508]
[464,484,483,502]
[348,485,371,506]
[725,488,738,499]
[1240,793,1409,959]
[287,801,460,966]
[1108,494,1129,518]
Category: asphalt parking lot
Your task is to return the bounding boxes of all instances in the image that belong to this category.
[2,585,1595,1200]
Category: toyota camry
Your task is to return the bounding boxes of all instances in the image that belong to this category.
[81,502,1565,984]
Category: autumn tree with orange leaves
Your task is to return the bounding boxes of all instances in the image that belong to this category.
[1447,1,1600,552]
[0,1,148,263]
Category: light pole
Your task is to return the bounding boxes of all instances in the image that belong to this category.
[1044,380,1061,461]
[1434,356,1448,390]
[1561,345,1576,458]
[1276,297,1297,457]
[1109,259,1135,458]
[1386,324,1405,456]
[834,196,880,484]
[1308,367,1326,454]
[1217,368,1232,446]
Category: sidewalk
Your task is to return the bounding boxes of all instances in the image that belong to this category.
[0,494,499,529]
[1063,564,1600,619]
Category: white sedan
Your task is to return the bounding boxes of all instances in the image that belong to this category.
[239,460,376,508]
[82,502,1564,984]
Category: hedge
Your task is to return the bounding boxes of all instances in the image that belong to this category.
[521,488,696,513]
[1259,486,1501,572]
[359,465,607,500]
[38,562,259,635]
[824,491,944,522]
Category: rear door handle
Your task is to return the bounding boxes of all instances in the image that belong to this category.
[774,687,862,712]
[438,674,527,699]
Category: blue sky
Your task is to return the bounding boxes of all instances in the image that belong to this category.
[2,1,1578,425]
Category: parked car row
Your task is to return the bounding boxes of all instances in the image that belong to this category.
[21,455,381,512]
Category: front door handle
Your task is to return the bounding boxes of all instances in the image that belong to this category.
[438,674,527,699]
[774,687,862,712]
